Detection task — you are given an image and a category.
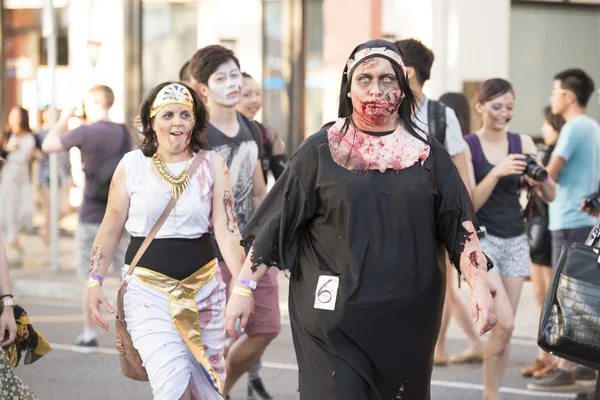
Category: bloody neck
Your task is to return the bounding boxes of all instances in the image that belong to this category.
[352,104,399,132]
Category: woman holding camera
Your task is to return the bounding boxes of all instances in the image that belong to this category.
[464,79,556,400]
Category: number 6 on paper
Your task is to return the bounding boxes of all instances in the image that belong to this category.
[314,275,339,311]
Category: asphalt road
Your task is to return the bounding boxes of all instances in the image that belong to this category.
[13,297,594,400]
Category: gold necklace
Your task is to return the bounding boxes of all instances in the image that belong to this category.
[150,152,191,198]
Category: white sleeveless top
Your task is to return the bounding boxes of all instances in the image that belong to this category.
[123,149,214,239]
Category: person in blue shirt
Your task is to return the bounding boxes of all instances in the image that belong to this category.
[528,68,600,392]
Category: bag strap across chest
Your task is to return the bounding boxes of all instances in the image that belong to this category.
[427,100,446,145]
[116,150,206,320]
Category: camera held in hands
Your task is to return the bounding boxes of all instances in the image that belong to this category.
[523,155,548,182]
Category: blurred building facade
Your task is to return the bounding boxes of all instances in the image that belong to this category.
[2,0,600,151]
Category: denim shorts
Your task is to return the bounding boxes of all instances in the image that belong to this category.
[480,233,530,277]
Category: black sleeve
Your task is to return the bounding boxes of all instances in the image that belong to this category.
[269,154,287,180]
[241,136,320,272]
[432,144,493,272]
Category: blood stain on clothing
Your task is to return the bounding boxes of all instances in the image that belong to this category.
[327,118,429,172]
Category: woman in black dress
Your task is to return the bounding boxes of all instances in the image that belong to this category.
[225,39,496,400]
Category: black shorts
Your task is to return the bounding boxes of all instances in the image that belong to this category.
[551,226,594,267]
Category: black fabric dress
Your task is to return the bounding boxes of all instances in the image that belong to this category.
[242,127,484,400]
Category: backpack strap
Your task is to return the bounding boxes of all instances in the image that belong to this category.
[427,100,446,145]
[507,132,522,154]
[464,133,483,172]
[243,115,265,155]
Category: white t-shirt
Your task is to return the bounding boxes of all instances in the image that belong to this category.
[413,97,466,156]
[123,149,215,239]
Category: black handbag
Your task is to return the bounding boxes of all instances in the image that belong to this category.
[538,218,600,371]
[527,214,551,254]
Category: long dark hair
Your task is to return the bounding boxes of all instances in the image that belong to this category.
[9,106,31,133]
[544,105,565,133]
[337,39,425,143]
[475,78,514,105]
[439,92,471,136]
[138,81,209,157]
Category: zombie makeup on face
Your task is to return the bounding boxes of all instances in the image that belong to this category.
[349,57,403,131]
[152,104,195,154]
[207,60,244,107]
[481,93,514,129]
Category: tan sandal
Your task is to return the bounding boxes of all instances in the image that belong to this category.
[532,361,558,379]
[521,359,548,377]
[449,350,484,364]
[433,353,449,366]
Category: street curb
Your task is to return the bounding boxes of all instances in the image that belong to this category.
[13,278,89,300]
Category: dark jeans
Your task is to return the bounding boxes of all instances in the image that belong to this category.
[551,226,594,267]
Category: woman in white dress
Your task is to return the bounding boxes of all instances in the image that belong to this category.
[88,82,246,399]
[0,107,36,263]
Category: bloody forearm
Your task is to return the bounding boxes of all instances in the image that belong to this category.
[458,221,491,291]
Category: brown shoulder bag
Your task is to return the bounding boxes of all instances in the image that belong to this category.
[115,151,206,381]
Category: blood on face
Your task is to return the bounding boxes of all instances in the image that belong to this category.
[350,57,403,130]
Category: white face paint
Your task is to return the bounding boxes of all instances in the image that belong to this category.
[207,59,244,107]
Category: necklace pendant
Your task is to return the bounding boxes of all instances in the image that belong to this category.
[151,153,191,199]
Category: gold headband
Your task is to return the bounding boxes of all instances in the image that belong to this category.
[346,47,407,76]
[150,83,195,118]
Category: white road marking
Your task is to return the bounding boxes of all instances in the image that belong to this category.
[430,380,577,398]
[50,342,119,356]
[50,344,581,398]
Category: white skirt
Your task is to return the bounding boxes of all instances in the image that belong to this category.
[123,261,226,399]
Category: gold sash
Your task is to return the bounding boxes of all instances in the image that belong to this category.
[133,259,223,395]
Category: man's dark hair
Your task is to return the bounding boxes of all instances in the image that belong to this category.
[179,61,191,82]
[394,39,434,86]
[554,68,595,107]
[189,45,241,85]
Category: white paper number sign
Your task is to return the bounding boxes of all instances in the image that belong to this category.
[314,275,339,311]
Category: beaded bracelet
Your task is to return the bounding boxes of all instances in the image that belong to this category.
[232,286,253,298]
[87,274,103,285]
[236,277,257,291]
